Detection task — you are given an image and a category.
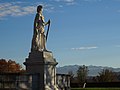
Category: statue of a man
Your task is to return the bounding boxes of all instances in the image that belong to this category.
[31,5,50,51]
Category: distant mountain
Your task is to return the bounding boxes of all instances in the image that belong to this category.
[56,65,120,76]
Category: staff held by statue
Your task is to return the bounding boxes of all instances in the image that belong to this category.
[31,5,51,51]
[46,19,50,42]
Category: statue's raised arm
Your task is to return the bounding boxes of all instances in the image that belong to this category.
[31,5,50,51]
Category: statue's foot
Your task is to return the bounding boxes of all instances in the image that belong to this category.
[43,48,48,52]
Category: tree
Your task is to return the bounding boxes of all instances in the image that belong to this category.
[68,70,74,82]
[94,69,118,82]
[77,65,88,84]
[0,59,24,73]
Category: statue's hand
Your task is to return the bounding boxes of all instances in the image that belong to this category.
[41,16,44,20]
[36,26,40,30]
[48,19,50,24]
[41,29,44,33]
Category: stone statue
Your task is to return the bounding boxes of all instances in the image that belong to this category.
[31,5,50,51]
[24,5,59,90]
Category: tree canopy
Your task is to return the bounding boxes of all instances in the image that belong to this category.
[94,69,118,82]
[68,70,74,82]
[77,65,88,84]
[0,59,24,73]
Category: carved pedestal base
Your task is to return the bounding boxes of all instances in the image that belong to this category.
[24,51,58,90]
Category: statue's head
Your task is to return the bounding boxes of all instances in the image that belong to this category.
[37,5,43,13]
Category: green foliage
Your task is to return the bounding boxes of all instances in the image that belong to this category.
[68,70,74,81]
[0,59,24,73]
[94,69,118,82]
[77,65,88,84]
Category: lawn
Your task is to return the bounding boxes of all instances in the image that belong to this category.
[71,88,120,90]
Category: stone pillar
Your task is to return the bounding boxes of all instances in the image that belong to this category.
[24,51,58,90]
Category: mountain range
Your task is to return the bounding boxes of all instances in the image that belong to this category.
[56,65,120,76]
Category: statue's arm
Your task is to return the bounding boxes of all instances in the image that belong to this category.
[34,14,40,31]
[45,19,50,25]
[41,15,50,26]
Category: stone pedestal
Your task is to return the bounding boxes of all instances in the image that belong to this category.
[24,51,58,90]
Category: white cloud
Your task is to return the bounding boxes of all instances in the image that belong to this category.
[0,2,36,18]
[71,46,98,50]
[54,0,102,3]
[64,0,75,2]
[0,2,54,19]
[84,0,102,2]
[59,5,63,7]
[43,4,55,13]
[54,0,75,2]
[117,10,120,13]
[115,45,120,47]
[52,0,77,5]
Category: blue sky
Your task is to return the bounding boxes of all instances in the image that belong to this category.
[0,0,120,68]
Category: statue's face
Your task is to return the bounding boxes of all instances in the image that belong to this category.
[39,8,43,14]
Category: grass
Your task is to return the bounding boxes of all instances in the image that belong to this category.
[71,88,120,90]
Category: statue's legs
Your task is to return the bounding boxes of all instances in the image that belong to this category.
[39,33,46,51]
[31,34,38,51]
[43,34,46,50]
[31,29,46,51]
